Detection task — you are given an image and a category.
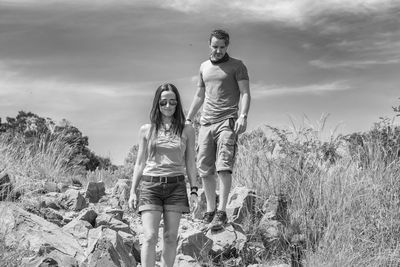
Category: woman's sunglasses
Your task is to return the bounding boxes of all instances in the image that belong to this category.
[159,99,178,107]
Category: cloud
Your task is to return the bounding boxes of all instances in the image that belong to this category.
[2,0,398,27]
[0,60,155,115]
[310,58,400,69]
[160,0,400,26]
[252,81,352,97]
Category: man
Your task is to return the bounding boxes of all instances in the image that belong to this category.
[186,29,251,230]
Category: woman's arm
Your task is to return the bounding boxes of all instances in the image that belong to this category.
[184,124,199,211]
[128,124,150,209]
[184,124,198,188]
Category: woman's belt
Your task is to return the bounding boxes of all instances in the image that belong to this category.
[142,175,185,183]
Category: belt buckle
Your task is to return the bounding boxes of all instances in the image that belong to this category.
[160,176,167,183]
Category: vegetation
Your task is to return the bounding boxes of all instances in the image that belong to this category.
[0,111,114,172]
[234,108,400,265]
[1,100,400,265]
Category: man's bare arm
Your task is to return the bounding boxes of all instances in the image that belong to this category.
[186,86,205,121]
[234,80,251,134]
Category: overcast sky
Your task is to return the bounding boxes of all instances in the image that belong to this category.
[1,0,399,165]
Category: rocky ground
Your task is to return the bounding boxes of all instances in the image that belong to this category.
[0,173,305,267]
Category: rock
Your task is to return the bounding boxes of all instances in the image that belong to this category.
[205,223,247,260]
[40,207,65,227]
[21,244,80,267]
[58,183,70,193]
[40,194,61,210]
[86,226,137,267]
[75,208,98,227]
[112,179,131,207]
[118,231,141,263]
[105,208,124,221]
[108,196,122,209]
[248,264,290,267]
[174,254,202,267]
[96,213,131,234]
[85,181,106,203]
[58,189,88,211]
[226,186,256,225]
[43,181,59,193]
[0,202,85,263]
[177,229,213,262]
[63,219,93,247]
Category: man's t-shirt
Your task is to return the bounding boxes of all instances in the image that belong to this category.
[198,56,249,125]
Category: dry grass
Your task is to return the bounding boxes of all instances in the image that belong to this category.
[0,133,86,196]
[233,116,400,266]
[2,114,400,266]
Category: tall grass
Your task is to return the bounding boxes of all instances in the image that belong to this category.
[0,132,86,196]
[233,116,400,266]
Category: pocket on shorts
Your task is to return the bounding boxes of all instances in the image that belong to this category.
[219,138,237,166]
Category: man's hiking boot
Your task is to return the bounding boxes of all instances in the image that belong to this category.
[209,210,228,231]
[202,211,216,224]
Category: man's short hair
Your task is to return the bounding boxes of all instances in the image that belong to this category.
[209,29,230,46]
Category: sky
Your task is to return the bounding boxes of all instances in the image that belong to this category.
[0,0,399,165]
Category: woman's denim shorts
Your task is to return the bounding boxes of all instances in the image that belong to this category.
[138,176,190,214]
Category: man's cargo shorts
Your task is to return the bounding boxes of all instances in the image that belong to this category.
[197,118,237,177]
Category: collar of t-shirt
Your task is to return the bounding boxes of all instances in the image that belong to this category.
[209,53,230,65]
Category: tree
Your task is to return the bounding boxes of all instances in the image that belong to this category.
[0,111,115,171]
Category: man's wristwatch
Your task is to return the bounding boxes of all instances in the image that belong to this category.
[240,114,247,119]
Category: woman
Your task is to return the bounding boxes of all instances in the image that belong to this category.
[128,83,199,267]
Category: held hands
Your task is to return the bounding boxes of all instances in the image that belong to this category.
[234,115,247,135]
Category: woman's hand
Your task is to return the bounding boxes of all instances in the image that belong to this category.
[189,192,199,213]
[128,192,138,210]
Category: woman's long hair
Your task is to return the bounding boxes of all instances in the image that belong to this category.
[148,83,186,157]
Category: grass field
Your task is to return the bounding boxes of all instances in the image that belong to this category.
[1,116,399,266]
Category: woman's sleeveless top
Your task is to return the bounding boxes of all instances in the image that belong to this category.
[142,129,187,177]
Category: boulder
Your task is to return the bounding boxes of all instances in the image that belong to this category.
[75,208,98,226]
[85,181,106,203]
[96,213,131,234]
[118,230,141,263]
[105,208,124,221]
[43,181,59,193]
[174,254,202,267]
[40,193,61,210]
[177,229,213,262]
[21,244,80,267]
[58,189,87,211]
[205,223,247,260]
[63,219,93,247]
[0,202,85,263]
[226,186,256,225]
[39,207,65,227]
[86,226,137,267]
[112,179,131,206]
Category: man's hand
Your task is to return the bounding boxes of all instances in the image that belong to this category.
[234,116,247,135]
[128,192,138,210]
